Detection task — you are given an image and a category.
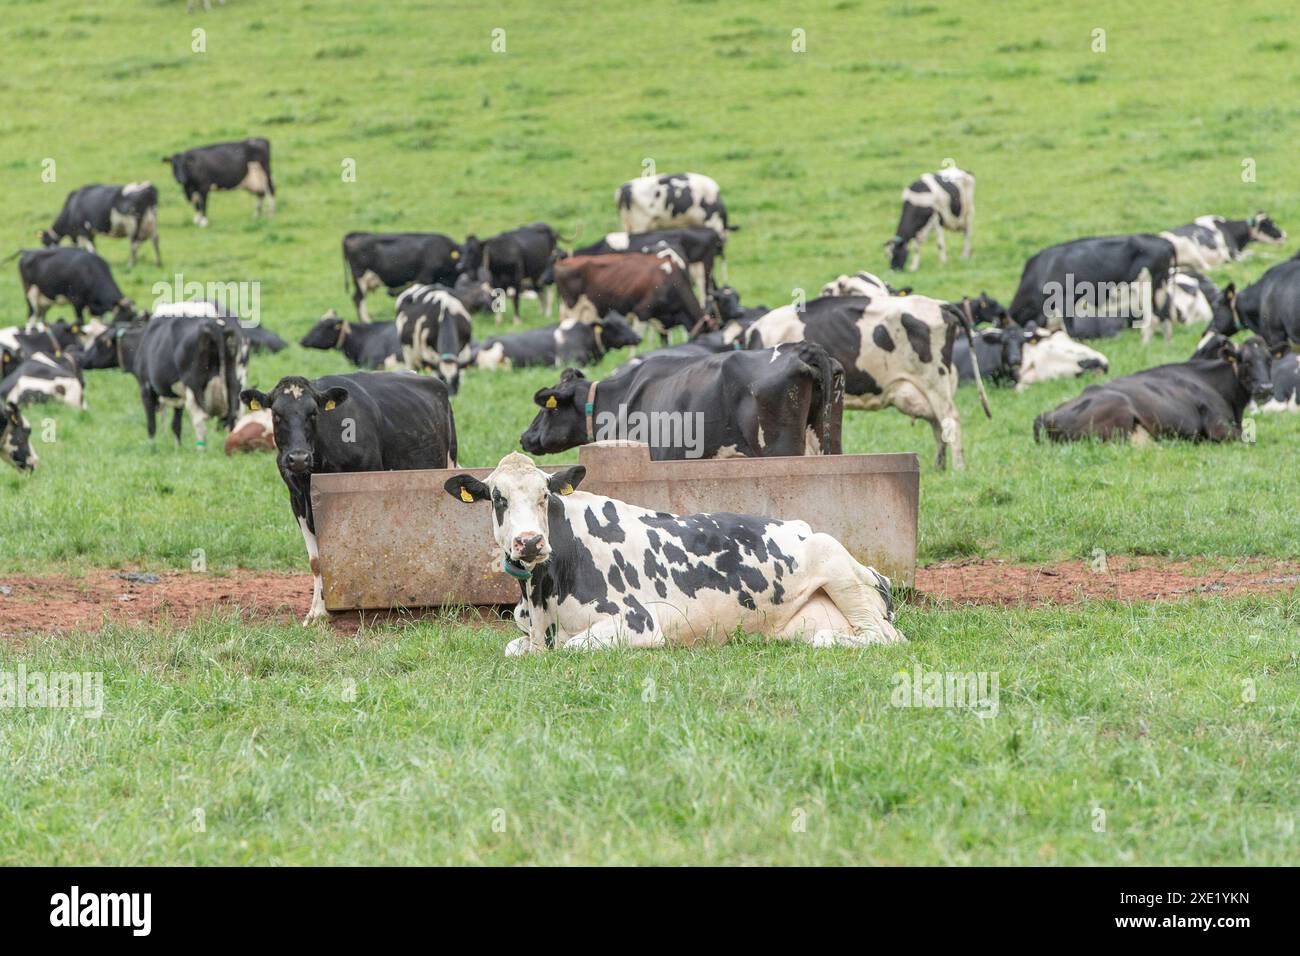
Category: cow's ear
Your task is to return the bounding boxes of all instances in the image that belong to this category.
[1223,283,1236,300]
[547,465,586,496]
[318,386,348,412]
[241,388,270,412]
[444,474,489,504]
[534,387,568,410]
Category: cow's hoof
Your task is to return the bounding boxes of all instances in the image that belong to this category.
[302,607,330,627]
[504,636,539,656]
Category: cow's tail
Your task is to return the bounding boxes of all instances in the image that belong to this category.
[959,297,992,420]
[795,341,839,454]
[1033,413,1045,443]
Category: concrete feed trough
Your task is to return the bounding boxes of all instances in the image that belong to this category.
[309,442,919,611]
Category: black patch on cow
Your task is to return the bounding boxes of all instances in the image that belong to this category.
[899,314,933,363]
[941,324,955,370]
[614,551,641,591]
[583,500,626,543]
[623,595,653,634]
[608,563,624,592]
[872,326,895,352]
[935,176,962,218]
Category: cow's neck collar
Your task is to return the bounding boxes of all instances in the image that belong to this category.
[584,379,599,442]
[502,556,534,580]
[335,322,349,349]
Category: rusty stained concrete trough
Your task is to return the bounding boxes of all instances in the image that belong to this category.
[310,442,919,612]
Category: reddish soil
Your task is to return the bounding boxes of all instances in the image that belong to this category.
[1,558,1298,638]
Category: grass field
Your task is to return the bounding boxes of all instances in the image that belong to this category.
[1,0,1298,865]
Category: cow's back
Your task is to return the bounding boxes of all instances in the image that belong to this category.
[315,372,453,471]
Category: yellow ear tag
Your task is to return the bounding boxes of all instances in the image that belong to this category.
[560,483,573,495]
[459,487,474,503]
[248,400,261,411]
[324,400,336,411]
[451,250,459,259]
[545,396,557,409]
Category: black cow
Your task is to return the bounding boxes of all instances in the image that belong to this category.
[242,324,287,354]
[300,311,401,369]
[574,227,725,303]
[163,138,274,226]
[240,372,458,624]
[1205,256,1300,349]
[1261,352,1300,412]
[461,223,570,320]
[129,313,244,448]
[16,248,136,329]
[79,320,146,370]
[40,182,161,267]
[1033,337,1276,443]
[1008,234,1176,342]
[0,320,84,372]
[952,326,1026,387]
[520,343,842,461]
[712,286,768,325]
[1,402,36,473]
[466,315,640,370]
[341,231,471,323]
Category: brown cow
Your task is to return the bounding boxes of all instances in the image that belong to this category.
[554,253,712,345]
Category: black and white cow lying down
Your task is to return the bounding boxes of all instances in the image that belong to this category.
[885,167,975,272]
[0,352,85,410]
[1160,213,1286,271]
[163,138,275,226]
[1170,270,1219,326]
[445,453,902,655]
[466,315,640,370]
[1205,256,1300,349]
[521,343,843,461]
[300,310,401,369]
[1033,336,1277,444]
[953,325,1109,390]
[242,372,458,624]
[40,182,161,267]
[1260,352,1300,413]
[16,247,136,330]
[1,402,37,473]
[744,294,989,469]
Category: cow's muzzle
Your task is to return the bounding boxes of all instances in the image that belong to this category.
[284,450,311,475]
[1080,358,1108,373]
[511,532,548,566]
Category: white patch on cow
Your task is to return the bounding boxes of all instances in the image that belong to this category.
[2,372,83,411]
[1130,425,1156,447]
[715,444,746,458]
[298,515,328,625]
[821,271,890,298]
[804,428,821,456]
[108,208,139,239]
[285,383,305,399]
[604,232,630,251]
[1016,330,1109,390]
[1170,272,1214,325]
[185,388,211,447]
[356,270,383,294]
[473,341,510,369]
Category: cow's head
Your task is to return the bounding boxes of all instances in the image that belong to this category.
[162,153,187,185]
[975,326,1026,386]
[1199,335,1276,403]
[111,298,138,324]
[884,235,909,271]
[1249,213,1286,245]
[1017,328,1109,390]
[37,228,60,247]
[1207,283,1240,336]
[444,451,586,576]
[593,314,641,354]
[240,377,349,482]
[299,312,348,350]
[967,292,1009,327]
[1,402,36,474]
[520,368,591,455]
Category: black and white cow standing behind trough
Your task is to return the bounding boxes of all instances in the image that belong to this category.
[40,183,161,267]
[163,138,275,226]
[342,232,473,323]
[445,452,902,655]
[616,172,735,238]
[1160,213,1286,271]
[1,402,37,473]
[242,372,458,624]
[520,342,843,461]
[0,352,85,410]
[744,294,989,469]
[884,167,975,272]
[15,247,137,330]
[466,314,641,371]
[394,284,474,394]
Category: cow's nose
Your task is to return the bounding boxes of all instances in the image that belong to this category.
[285,451,310,472]
[513,532,545,559]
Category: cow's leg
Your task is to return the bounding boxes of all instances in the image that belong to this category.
[908,239,921,273]
[170,407,184,446]
[141,388,159,440]
[184,388,209,449]
[128,234,140,268]
[892,381,961,470]
[354,284,372,324]
[690,262,706,303]
[563,614,664,651]
[962,215,973,259]
[151,231,163,267]
[543,284,555,318]
[297,515,329,626]
[191,189,209,228]
[935,225,948,264]
[77,236,96,254]
[802,538,904,646]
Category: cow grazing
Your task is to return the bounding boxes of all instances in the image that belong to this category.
[1170,270,1219,325]
[616,172,734,237]
[394,284,474,394]
[342,232,472,323]
[129,312,245,447]
[1033,337,1276,444]
[224,407,275,454]
[554,253,710,346]
[1016,328,1109,391]
[300,310,401,369]
[1,403,37,473]
[241,372,458,624]
[744,294,989,469]
[885,168,975,272]
[467,315,640,371]
[575,227,725,303]
[163,138,274,226]
[461,223,570,320]
[1204,256,1300,349]
[16,247,136,330]
[1161,213,1286,270]
[1008,234,1176,344]
[0,352,85,410]
[520,343,842,461]
[40,183,161,267]
[444,453,902,655]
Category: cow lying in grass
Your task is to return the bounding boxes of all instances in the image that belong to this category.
[445,453,903,655]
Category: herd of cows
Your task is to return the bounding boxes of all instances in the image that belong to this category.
[3,142,1299,647]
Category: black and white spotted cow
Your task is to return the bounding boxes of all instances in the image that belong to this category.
[16,247,136,330]
[953,325,1109,391]
[1161,213,1286,270]
[444,452,902,655]
[1204,256,1300,350]
[163,138,275,226]
[820,271,910,298]
[460,223,570,320]
[884,168,975,272]
[241,372,458,624]
[1,402,37,473]
[1008,234,1177,344]
[466,315,641,371]
[744,294,989,469]
[0,352,85,410]
[128,311,245,448]
[0,321,83,375]
[40,182,161,268]
[394,285,474,394]
[520,343,842,461]
[575,226,726,303]
[341,232,471,324]
[1170,270,1220,325]
[299,310,401,369]
[616,172,734,238]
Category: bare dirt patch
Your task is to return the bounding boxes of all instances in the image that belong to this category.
[1,558,1297,638]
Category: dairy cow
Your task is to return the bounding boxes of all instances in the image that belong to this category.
[1161,213,1286,270]
[40,183,161,267]
[553,253,711,345]
[616,172,734,237]
[341,232,472,323]
[0,352,85,410]
[394,284,474,394]
[1,403,36,473]
[884,167,976,272]
[1170,270,1220,325]
[300,310,401,369]
[1204,256,1300,349]
[461,223,569,320]
[16,248,136,330]
[467,315,640,371]
[575,227,725,303]
[445,453,902,655]
[163,138,275,226]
